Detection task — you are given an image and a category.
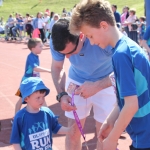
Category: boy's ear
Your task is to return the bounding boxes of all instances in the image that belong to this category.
[100,21,109,30]
[24,97,28,103]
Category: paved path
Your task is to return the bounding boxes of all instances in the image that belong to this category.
[0,40,131,150]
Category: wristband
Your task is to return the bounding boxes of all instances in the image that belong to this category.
[56,92,68,102]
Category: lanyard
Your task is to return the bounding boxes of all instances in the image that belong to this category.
[71,90,89,150]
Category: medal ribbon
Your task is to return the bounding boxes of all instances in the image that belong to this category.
[71,88,89,149]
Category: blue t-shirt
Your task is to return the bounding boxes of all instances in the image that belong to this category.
[143,26,150,47]
[50,38,113,83]
[10,107,62,150]
[112,36,150,148]
[22,52,40,81]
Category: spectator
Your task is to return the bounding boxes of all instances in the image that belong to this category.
[121,6,129,25]
[0,24,4,34]
[5,14,15,40]
[33,12,46,43]
[45,8,50,16]
[0,17,4,25]
[123,8,138,43]
[138,16,146,46]
[25,13,33,39]
[62,8,67,13]
[112,4,121,25]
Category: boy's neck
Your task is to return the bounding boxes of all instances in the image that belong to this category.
[31,51,38,55]
[109,26,123,48]
[26,105,40,113]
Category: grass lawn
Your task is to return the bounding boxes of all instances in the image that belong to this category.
[0,0,144,21]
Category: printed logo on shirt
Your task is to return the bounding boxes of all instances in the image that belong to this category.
[21,122,52,150]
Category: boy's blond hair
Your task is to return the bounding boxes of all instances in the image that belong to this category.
[69,0,116,35]
[27,38,42,50]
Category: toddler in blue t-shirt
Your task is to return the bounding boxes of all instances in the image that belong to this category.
[12,38,51,124]
[10,77,75,150]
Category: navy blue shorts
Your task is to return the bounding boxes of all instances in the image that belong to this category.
[130,145,150,150]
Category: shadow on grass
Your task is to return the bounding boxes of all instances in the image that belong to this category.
[31,2,41,9]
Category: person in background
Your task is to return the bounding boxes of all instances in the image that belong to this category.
[45,8,50,16]
[123,8,138,43]
[138,16,146,47]
[0,16,4,26]
[5,14,15,40]
[33,12,46,43]
[43,12,50,43]
[25,13,33,39]
[49,14,60,36]
[112,4,121,26]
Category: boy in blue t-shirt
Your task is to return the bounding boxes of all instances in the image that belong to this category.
[69,0,150,150]
[10,77,75,150]
[13,38,51,124]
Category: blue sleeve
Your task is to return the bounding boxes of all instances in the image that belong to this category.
[10,114,22,144]
[42,107,62,134]
[27,54,39,68]
[113,48,137,97]
[50,38,65,61]
[50,111,62,134]
[143,26,150,41]
[33,18,37,29]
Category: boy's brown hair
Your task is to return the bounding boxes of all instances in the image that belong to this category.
[27,38,42,50]
[69,0,116,35]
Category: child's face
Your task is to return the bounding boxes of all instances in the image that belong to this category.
[25,91,46,111]
[32,42,43,54]
[80,24,109,49]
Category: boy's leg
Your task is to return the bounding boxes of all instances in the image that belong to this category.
[15,97,22,115]
[96,121,103,150]
[65,117,86,150]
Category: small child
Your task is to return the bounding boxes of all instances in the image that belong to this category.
[138,16,146,46]
[10,77,75,150]
[18,16,24,40]
[69,0,150,149]
[13,38,51,124]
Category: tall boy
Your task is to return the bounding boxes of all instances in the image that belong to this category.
[13,38,51,123]
[10,77,75,150]
[69,0,150,149]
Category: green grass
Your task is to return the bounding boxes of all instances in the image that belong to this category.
[0,0,144,21]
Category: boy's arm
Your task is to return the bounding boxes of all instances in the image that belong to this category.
[57,124,76,135]
[102,95,138,150]
[33,66,51,73]
[98,104,120,141]
[13,144,22,150]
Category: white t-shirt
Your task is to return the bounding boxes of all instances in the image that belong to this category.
[38,18,44,29]
[43,16,50,29]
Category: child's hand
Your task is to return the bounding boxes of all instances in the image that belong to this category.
[102,137,117,150]
[68,123,76,136]
[98,121,113,142]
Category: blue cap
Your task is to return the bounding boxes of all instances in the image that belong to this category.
[20,77,50,104]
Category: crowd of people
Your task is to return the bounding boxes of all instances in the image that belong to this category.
[2,1,150,150]
[0,7,72,44]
